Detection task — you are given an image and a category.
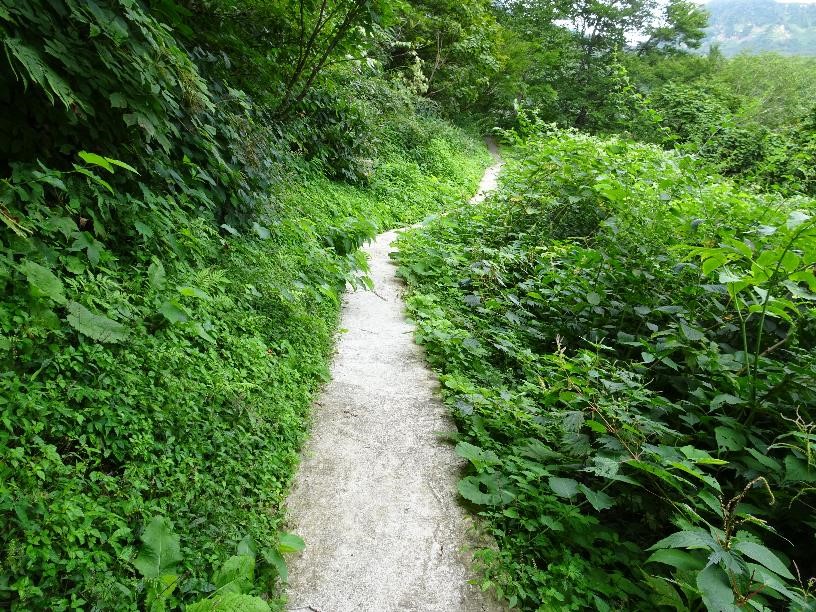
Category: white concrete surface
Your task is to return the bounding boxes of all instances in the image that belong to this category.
[284,141,505,612]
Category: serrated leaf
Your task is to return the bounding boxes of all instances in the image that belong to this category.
[133,517,182,579]
[548,476,579,498]
[66,301,128,343]
[679,322,705,342]
[187,593,272,612]
[455,441,500,467]
[732,541,794,579]
[19,261,65,304]
[458,474,514,505]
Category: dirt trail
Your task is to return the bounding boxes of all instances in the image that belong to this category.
[284,140,504,612]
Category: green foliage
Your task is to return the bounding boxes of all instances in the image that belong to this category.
[396,126,816,610]
[0,0,489,607]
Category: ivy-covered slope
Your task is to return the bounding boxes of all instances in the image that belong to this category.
[0,0,488,608]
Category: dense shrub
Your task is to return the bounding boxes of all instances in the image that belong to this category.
[396,125,816,610]
[0,0,489,608]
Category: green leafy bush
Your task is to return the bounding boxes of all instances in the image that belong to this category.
[0,0,489,608]
[396,126,816,610]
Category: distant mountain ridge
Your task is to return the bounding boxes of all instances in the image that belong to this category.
[703,0,816,55]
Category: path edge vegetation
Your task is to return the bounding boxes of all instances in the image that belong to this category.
[395,118,816,610]
[3,0,816,609]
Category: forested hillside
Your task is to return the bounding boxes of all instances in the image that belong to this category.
[703,0,816,55]
[1,0,815,610]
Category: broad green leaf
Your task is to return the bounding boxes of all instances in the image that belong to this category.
[696,565,737,611]
[786,210,812,230]
[679,322,705,342]
[134,221,153,238]
[133,517,182,579]
[578,484,613,511]
[19,261,65,304]
[783,455,816,483]
[66,301,128,343]
[645,548,706,571]
[710,394,744,410]
[628,460,688,491]
[262,547,288,582]
[148,260,166,290]
[732,541,794,579]
[179,286,209,300]
[105,156,138,174]
[78,151,115,172]
[159,301,188,323]
[109,92,127,108]
[212,554,254,593]
[702,254,728,275]
[73,164,114,194]
[236,535,256,558]
[187,593,271,612]
[458,474,514,505]
[548,476,579,498]
[586,291,601,306]
[251,222,271,239]
[678,445,727,465]
[715,426,746,451]
[648,530,715,551]
[718,268,743,284]
[641,574,687,611]
[277,533,305,554]
[455,441,500,467]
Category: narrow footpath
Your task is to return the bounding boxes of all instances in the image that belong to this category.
[284,141,504,612]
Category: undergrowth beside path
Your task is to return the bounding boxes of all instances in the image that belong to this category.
[396,123,816,611]
[1,27,488,605]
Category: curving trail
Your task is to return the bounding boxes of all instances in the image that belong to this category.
[284,140,504,612]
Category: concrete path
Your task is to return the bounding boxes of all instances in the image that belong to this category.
[284,140,504,612]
